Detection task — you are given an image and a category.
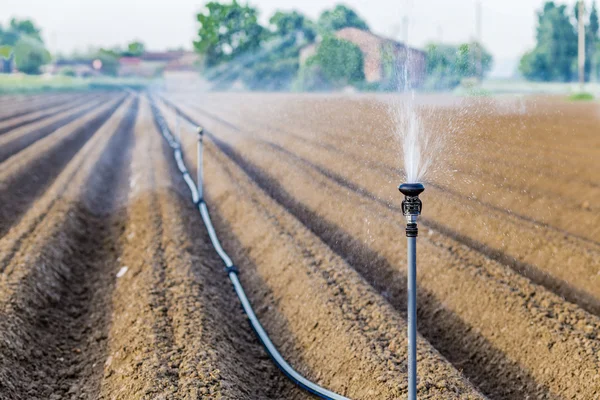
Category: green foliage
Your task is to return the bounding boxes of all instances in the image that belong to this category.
[96,49,120,76]
[193,3,373,91]
[293,62,332,91]
[13,36,51,74]
[310,36,364,86]
[0,18,43,46]
[235,10,316,90]
[194,1,265,67]
[0,45,12,59]
[0,74,151,94]
[318,5,369,33]
[589,2,599,80]
[0,18,49,74]
[125,41,145,57]
[568,91,594,100]
[242,58,299,90]
[269,10,316,42]
[424,42,493,90]
[519,2,580,81]
[60,67,77,77]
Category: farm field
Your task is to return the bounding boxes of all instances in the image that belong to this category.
[0,90,599,400]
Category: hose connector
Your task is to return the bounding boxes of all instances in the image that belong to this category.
[399,183,424,237]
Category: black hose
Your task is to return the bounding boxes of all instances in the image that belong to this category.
[148,94,350,400]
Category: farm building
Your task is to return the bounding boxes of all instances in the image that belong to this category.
[119,51,199,77]
[300,27,426,88]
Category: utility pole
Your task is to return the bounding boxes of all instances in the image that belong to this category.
[476,0,483,80]
[403,15,409,46]
[579,0,586,90]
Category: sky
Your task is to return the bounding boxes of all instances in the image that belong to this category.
[1,0,590,77]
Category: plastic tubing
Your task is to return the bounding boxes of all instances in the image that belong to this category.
[149,95,350,400]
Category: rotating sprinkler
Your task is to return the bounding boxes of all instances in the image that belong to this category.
[398,182,424,400]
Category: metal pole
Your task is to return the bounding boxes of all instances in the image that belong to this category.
[476,0,482,80]
[407,235,417,400]
[197,127,204,200]
[579,0,586,91]
[176,110,182,145]
[398,182,424,400]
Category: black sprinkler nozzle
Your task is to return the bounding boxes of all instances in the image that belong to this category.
[399,183,424,237]
[398,183,425,197]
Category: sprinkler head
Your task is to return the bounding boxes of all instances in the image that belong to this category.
[197,126,204,137]
[399,183,424,236]
[399,183,425,198]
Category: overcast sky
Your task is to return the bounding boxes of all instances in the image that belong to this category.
[2,0,589,77]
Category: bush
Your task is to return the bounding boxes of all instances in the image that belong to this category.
[242,58,299,91]
[292,63,332,91]
[312,36,364,87]
[13,37,50,74]
[568,92,595,101]
[60,67,77,77]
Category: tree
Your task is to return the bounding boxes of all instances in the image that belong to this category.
[589,1,599,80]
[13,36,51,74]
[0,18,48,74]
[125,41,145,57]
[519,2,578,81]
[424,42,493,90]
[310,36,364,86]
[1,18,43,46]
[96,49,120,76]
[318,5,369,33]
[194,1,265,67]
[237,10,316,90]
[269,10,316,43]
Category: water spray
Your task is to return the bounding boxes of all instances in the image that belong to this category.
[398,182,424,400]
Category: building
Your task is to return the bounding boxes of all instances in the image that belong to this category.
[119,51,199,78]
[300,27,426,88]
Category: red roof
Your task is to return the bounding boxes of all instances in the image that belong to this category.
[119,57,141,65]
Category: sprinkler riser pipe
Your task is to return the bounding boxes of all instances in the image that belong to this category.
[398,182,423,400]
[197,128,204,200]
[407,235,417,400]
[176,111,182,145]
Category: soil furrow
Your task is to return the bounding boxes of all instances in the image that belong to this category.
[189,96,600,240]
[0,95,109,163]
[0,93,79,121]
[153,103,488,398]
[264,141,600,318]
[100,96,302,399]
[203,130,555,399]
[0,97,133,274]
[0,97,137,400]
[181,112,600,399]
[193,99,600,244]
[0,94,125,238]
[199,144,486,399]
[184,101,600,320]
[0,92,94,135]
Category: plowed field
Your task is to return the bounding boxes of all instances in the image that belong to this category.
[0,91,598,400]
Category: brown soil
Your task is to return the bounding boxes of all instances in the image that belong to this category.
[1,90,598,400]
[0,92,94,135]
[165,93,600,400]
[0,93,111,163]
[0,92,82,121]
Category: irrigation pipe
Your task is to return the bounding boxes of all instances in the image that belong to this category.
[148,95,350,400]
